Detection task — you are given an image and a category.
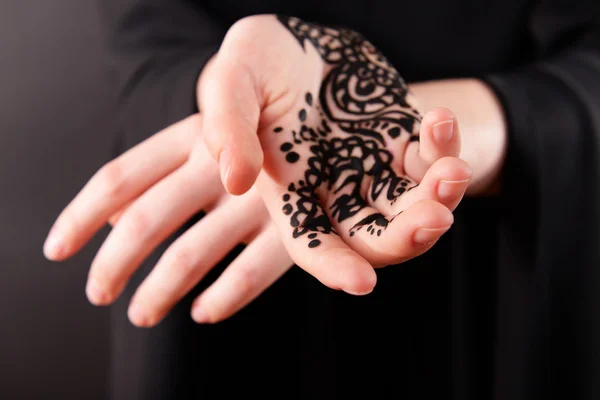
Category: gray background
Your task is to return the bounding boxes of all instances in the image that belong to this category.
[1,1,116,398]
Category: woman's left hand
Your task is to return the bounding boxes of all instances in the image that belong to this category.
[43,116,297,325]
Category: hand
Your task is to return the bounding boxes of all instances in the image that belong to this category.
[43,15,472,325]
[43,115,296,325]
[42,110,466,326]
[198,15,471,285]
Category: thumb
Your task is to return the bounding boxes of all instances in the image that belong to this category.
[198,55,264,195]
[404,108,461,181]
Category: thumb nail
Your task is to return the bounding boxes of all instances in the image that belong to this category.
[219,149,232,190]
[432,119,454,144]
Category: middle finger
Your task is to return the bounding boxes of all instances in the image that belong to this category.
[127,188,266,327]
[85,156,222,305]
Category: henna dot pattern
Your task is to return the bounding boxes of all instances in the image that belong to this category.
[348,212,401,237]
[282,203,293,215]
[299,109,307,122]
[306,92,313,106]
[308,239,321,248]
[275,15,422,248]
[280,142,293,152]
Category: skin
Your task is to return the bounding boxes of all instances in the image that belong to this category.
[42,15,505,326]
[408,78,507,196]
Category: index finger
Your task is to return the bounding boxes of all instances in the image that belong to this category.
[43,115,197,261]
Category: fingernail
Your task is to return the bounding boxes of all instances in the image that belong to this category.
[343,288,374,296]
[43,230,64,260]
[219,149,232,190]
[413,226,451,245]
[432,119,454,144]
[128,304,149,327]
[191,304,210,324]
[86,279,108,305]
[437,179,470,201]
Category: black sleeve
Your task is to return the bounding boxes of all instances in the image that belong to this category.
[98,0,226,144]
[481,0,600,198]
[479,1,600,398]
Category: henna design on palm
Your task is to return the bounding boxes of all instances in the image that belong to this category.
[275,16,422,248]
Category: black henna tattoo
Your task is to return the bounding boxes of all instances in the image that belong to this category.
[275,15,421,248]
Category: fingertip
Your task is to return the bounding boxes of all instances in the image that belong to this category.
[418,157,472,207]
[343,279,376,296]
[409,200,454,248]
[421,107,460,153]
[221,149,263,195]
[428,156,473,182]
[413,225,452,246]
[400,199,454,229]
[191,303,212,324]
[342,268,377,296]
[431,119,454,144]
[318,248,377,296]
[218,149,234,192]
[85,278,111,306]
[43,233,65,261]
[405,108,462,181]
[127,303,153,328]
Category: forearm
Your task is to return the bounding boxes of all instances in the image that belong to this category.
[409,78,507,196]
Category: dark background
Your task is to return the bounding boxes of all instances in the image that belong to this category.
[1,1,115,398]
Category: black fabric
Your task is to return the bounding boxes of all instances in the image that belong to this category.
[98,0,600,399]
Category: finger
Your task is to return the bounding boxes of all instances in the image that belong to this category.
[108,200,132,226]
[126,190,265,327]
[315,174,454,267]
[389,157,472,213]
[199,53,263,195]
[345,199,454,267]
[43,115,198,261]
[341,158,467,266]
[256,172,377,296]
[85,154,222,306]
[190,225,293,324]
[403,107,461,181]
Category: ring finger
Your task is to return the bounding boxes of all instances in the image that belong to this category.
[191,224,293,324]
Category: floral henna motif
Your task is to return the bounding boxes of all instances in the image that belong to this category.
[276,16,421,248]
[278,15,421,143]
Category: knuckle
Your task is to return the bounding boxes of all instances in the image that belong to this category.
[165,249,198,275]
[122,209,152,238]
[97,160,126,198]
[232,267,260,297]
[225,15,272,54]
[228,15,263,35]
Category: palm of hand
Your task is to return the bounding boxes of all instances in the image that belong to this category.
[259,16,424,256]
[45,15,471,327]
